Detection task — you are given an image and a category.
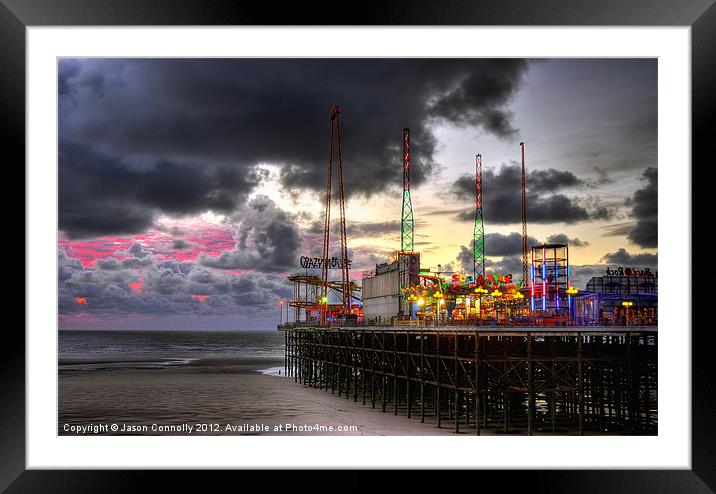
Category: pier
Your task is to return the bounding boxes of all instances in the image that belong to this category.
[281,327,657,435]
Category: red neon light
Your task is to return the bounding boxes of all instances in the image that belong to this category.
[403,129,411,173]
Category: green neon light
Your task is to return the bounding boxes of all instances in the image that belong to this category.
[401,189,414,252]
[473,216,485,278]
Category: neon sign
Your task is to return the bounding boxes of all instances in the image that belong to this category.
[300,256,352,269]
[605,267,654,277]
[450,273,512,286]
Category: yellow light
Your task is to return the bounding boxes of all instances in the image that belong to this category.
[491,290,502,297]
[417,298,425,306]
[567,286,579,295]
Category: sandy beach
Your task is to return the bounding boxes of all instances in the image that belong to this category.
[58,357,457,436]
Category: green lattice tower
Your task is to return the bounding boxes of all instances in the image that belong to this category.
[401,128,414,252]
[473,154,485,280]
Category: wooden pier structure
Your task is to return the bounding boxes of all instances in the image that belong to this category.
[280,327,657,435]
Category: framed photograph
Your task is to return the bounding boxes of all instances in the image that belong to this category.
[6,0,711,489]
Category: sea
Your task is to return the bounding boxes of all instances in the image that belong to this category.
[58,329,286,373]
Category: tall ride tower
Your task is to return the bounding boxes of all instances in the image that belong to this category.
[473,154,485,280]
[320,105,350,325]
[401,128,415,253]
[520,142,529,289]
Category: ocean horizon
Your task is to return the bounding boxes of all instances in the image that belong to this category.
[59,329,285,371]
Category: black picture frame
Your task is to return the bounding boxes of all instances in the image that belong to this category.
[5,0,711,490]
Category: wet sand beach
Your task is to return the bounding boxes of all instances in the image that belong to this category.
[58,357,456,436]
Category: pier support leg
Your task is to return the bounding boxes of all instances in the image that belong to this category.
[382,376,386,413]
[503,389,508,435]
[475,334,481,436]
[437,387,441,428]
[420,332,425,423]
[578,335,584,436]
[407,333,412,419]
[371,331,376,409]
[362,333,366,405]
[393,332,398,415]
[454,390,460,434]
[353,340,358,402]
[454,334,459,433]
[527,335,534,436]
[436,333,441,428]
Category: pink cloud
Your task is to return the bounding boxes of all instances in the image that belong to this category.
[59,220,236,266]
[128,277,144,294]
[59,236,134,267]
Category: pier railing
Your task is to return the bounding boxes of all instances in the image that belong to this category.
[281,327,657,435]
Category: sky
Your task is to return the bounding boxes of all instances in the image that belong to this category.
[58,58,658,330]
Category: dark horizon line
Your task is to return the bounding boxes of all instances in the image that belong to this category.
[57,327,278,332]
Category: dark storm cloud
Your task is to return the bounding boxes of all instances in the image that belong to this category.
[568,264,609,291]
[569,250,656,291]
[125,242,151,258]
[453,164,586,200]
[588,206,615,221]
[484,232,540,257]
[454,233,588,279]
[528,168,585,191]
[452,163,610,224]
[485,256,523,277]
[455,250,522,277]
[59,58,529,237]
[454,234,539,275]
[197,196,301,272]
[625,167,657,248]
[601,248,658,266]
[546,233,589,247]
[425,60,528,138]
[171,239,193,250]
[58,249,84,282]
[59,141,264,238]
[455,245,474,275]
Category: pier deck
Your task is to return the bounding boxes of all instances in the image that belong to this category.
[280,326,657,435]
